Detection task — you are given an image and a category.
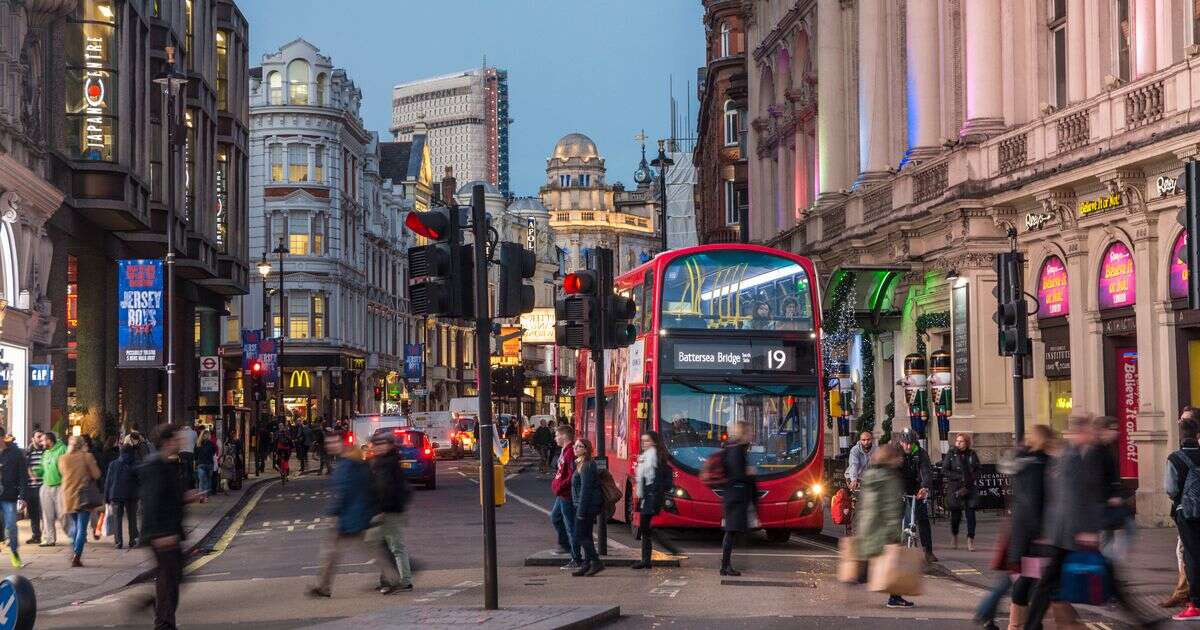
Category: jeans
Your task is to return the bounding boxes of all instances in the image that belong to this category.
[24,489,41,540]
[950,507,976,538]
[71,510,89,557]
[152,538,183,630]
[318,530,400,592]
[112,499,140,547]
[0,501,17,556]
[975,573,1013,622]
[550,497,580,562]
[39,485,59,544]
[196,465,212,494]
[377,512,412,586]
[179,452,195,489]
[1178,513,1200,606]
[575,513,599,563]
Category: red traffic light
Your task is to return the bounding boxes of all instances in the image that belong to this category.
[250,360,263,374]
[563,271,595,295]
[404,210,449,240]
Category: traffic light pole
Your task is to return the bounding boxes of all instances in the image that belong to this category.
[593,247,611,557]
[470,185,499,610]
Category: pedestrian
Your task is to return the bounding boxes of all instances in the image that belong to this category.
[896,427,936,563]
[570,437,604,577]
[1166,407,1198,609]
[1168,417,1200,620]
[719,420,758,577]
[58,434,101,567]
[314,428,330,476]
[125,431,151,462]
[942,432,981,551]
[550,424,581,570]
[0,434,28,567]
[309,432,396,598]
[141,424,205,630]
[854,442,914,608]
[218,439,238,493]
[105,444,140,549]
[194,430,216,495]
[35,431,66,547]
[254,420,271,476]
[274,422,294,483]
[533,420,554,474]
[24,430,44,545]
[296,422,310,474]
[368,434,413,593]
[176,424,197,490]
[845,430,874,491]
[1095,415,1134,559]
[632,430,676,569]
[974,424,1056,630]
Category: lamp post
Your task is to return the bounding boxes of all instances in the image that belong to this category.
[153,47,188,424]
[256,254,271,429]
[650,139,674,253]
[272,238,289,417]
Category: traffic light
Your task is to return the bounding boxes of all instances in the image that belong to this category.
[373,385,383,401]
[555,271,598,348]
[497,242,537,318]
[1181,160,1200,309]
[405,206,474,318]
[604,292,637,348]
[992,252,1030,357]
[248,359,265,401]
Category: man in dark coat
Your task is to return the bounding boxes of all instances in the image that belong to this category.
[368,435,411,593]
[105,445,140,548]
[897,428,936,563]
[720,421,757,576]
[0,435,28,567]
[141,424,205,630]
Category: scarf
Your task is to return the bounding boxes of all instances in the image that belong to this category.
[636,447,657,493]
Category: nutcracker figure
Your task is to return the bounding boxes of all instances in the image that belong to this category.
[828,360,855,457]
[929,349,953,455]
[902,353,929,449]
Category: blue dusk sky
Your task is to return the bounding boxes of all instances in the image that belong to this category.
[241,1,705,197]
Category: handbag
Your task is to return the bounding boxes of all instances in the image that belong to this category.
[867,544,924,596]
[1059,551,1113,605]
[77,481,103,511]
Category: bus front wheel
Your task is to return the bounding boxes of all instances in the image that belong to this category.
[764,529,792,544]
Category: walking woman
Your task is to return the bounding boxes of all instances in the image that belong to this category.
[720,421,758,577]
[570,438,605,577]
[855,443,913,608]
[943,432,981,551]
[58,435,101,567]
[632,430,675,570]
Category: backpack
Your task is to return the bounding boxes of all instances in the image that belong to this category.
[1178,452,1200,520]
[830,488,853,525]
[700,450,727,488]
[598,468,622,508]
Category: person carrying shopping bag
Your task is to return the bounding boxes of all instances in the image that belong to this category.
[854,442,917,609]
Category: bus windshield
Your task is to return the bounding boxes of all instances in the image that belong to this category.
[658,382,819,479]
[660,250,814,331]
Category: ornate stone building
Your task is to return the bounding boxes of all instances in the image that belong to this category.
[734,0,1200,523]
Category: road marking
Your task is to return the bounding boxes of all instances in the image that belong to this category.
[184,479,277,575]
[789,534,838,552]
[192,571,231,578]
[683,551,839,558]
[413,579,482,603]
[301,559,375,570]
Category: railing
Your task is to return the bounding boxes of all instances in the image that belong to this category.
[912,162,948,204]
[998,133,1027,175]
[1056,109,1090,151]
[823,209,846,239]
[863,185,893,224]
[1125,80,1164,129]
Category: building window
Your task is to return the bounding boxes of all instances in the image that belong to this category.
[288,143,307,182]
[270,144,284,182]
[184,0,193,62]
[268,71,282,105]
[720,22,731,57]
[312,293,326,338]
[1116,0,1132,82]
[723,100,740,146]
[289,214,310,255]
[1193,0,1200,46]
[312,213,325,255]
[316,73,326,107]
[1048,0,1067,107]
[288,59,310,105]
[559,174,571,187]
[724,180,738,226]
[579,173,590,187]
[216,30,229,112]
[289,292,310,339]
[314,145,324,182]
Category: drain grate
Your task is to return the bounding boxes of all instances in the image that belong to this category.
[719,579,816,588]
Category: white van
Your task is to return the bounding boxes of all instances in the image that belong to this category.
[350,413,407,449]
[409,411,454,456]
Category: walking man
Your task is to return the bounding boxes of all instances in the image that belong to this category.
[35,431,65,547]
[549,424,581,570]
[1168,418,1200,620]
[24,430,44,545]
[0,435,28,567]
[176,424,197,490]
[368,434,413,592]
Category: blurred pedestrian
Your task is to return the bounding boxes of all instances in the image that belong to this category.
[533,420,554,474]
[219,438,238,492]
[632,430,676,569]
[308,432,385,598]
[176,424,197,490]
[194,430,216,495]
[719,420,758,577]
[942,432,981,551]
[550,425,581,570]
[570,437,604,577]
[845,431,873,491]
[1168,417,1200,620]
[0,434,28,567]
[855,442,913,608]
[1095,415,1134,559]
[254,420,271,476]
[974,424,1055,629]
[274,422,293,484]
[58,435,101,567]
[25,430,44,545]
[314,428,331,476]
[105,444,140,549]
[35,431,65,547]
[1165,407,1197,608]
[296,422,310,475]
[896,427,936,563]
[141,424,205,630]
[368,434,412,593]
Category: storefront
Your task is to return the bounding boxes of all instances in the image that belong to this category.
[0,340,29,445]
[1097,241,1139,482]
[1036,255,1072,432]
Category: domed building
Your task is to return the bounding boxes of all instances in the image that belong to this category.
[541,133,661,275]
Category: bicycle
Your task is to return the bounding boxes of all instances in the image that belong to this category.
[900,495,921,549]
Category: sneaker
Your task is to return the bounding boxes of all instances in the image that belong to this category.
[9,552,20,568]
[306,586,331,599]
[1174,604,1200,620]
[560,560,581,571]
[886,596,915,608]
[552,548,570,556]
[37,541,53,547]
[23,538,38,545]
[924,552,938,564]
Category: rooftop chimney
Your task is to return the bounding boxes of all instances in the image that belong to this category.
[441,166,457,206]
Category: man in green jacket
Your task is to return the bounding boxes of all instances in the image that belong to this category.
[35,432,66,546]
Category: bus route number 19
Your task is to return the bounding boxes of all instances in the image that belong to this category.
[766,349,788,370]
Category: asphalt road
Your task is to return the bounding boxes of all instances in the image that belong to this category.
[35,454,1146,629]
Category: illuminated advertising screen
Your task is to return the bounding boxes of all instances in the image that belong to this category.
[1037,256,1069,318]
[1171,231,1189,300]
[1098,242,1136,309]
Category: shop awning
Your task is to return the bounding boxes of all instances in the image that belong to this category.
[822,264,911,328]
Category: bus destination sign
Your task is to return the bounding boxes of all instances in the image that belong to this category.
[669,340,800,373]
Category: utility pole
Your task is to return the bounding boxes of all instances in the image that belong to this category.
[470,184,499,610]
[154,47,187,424]
[593,247,612,556]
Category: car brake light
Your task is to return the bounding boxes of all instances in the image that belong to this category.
[346,433,355,445]
[423,448,432,456]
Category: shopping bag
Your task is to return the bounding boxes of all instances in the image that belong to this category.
[838,536,864,583]
[1059,551,1112,606]
[103,503,115,537]
[1020,555,1048,579]
[831,488,853,525]
[93,507,107,539]
[867,544,924,596]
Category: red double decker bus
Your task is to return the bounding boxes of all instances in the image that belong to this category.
[573,244,825,541]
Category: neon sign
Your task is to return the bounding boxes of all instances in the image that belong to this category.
[1078,193,1122,217]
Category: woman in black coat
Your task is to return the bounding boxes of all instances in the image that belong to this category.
[632,431,676,569]
[570,438,604,577]
[720,421,758,576]
[942,433,982,550]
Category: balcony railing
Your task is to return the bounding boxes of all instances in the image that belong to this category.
[862,185,893,224]
[998,133,1027,175]
[1125,80,1164,129]
[1056,109,1090,151]
[912,162,948,205]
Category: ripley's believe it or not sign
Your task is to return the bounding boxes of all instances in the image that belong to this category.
[1172,231,1189,300]
[1037,256,1069,318]
[1099,242,1136,309]
[66,1,119,162]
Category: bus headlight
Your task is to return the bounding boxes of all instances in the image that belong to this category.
[810,483,824,496]
[672,486,690,500]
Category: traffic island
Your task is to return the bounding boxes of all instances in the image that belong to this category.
[524,548,681,567]
[307,604,620,630]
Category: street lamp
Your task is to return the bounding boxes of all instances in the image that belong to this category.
[153,47,188,425]
[272,238,289,417]
[258,253,271,334]
[650,139,674,253]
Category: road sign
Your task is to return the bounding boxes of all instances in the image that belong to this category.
[199,375,220,393]
[0,574,36,630]
[200,356,219,372]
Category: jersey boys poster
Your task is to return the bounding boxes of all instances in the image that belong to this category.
[117,259,164,368]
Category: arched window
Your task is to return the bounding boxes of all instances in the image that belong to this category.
[287,59,310,105]
[315,73,327,107]
[723,100,740,146]
[267,71,282,105]
[720,22,731,57]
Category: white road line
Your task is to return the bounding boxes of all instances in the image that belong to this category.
[683,551,839,558]
[300,559,376,570]
[789,534,838,552]
[192,571,231,578]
